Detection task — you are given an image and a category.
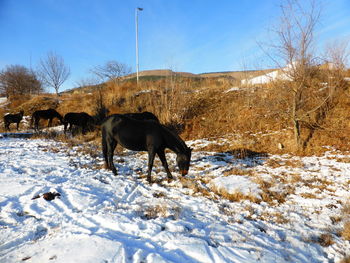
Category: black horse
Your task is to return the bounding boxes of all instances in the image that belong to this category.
[31,108,63,131]
[101,114,192,183]
[4,110,24,130]
[63,112,95,134]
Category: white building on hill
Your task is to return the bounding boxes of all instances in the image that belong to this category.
[241,64,295,85]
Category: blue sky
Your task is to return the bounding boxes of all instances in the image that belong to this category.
[0,0,349,92]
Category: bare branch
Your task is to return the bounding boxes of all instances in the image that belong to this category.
[38,52,70,95]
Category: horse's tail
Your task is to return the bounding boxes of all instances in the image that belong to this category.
[101,124,108,169]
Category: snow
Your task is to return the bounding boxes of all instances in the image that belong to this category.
[0,136,350,262]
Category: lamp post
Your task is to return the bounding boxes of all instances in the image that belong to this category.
[135,7,143,86]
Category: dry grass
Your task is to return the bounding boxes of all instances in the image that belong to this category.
[266,158,304,168]
[209,184,260,203]
[341,221,350,241]
[178,177,213,198]
[340,256,350,263]
[139,203,181,220]
[259,211,289,224]
[2,69,350,155]
[222,167,256,177]
[317,233,335,247]
[300,193,318,199]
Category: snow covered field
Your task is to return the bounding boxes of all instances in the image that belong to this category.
[0,136,350,262]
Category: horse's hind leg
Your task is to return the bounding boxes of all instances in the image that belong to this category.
[102,128,110,169]
[147,149,157,184]
[102,128,117,174]
[157,149,173,182]
[107,139,117,175]
[34,118,39,131]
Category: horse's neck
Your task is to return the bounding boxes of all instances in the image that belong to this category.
[162,126,186,154]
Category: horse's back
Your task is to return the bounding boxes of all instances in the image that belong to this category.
[102,114,164,151]
[123,111,159,122]
[33,108,58,118]
[64,112,94,125]
[4,111,23,122]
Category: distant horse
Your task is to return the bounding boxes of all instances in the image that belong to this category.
[63,112,95,134]
[4,110,24,130]
[31,108,63,131]
[123,111,159,122]
[101,114,192,183]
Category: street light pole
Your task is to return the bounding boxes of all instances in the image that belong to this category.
[135,7,143,86]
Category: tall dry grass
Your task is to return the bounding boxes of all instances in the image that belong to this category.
[1,69,349,155]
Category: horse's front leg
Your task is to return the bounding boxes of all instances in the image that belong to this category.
[34,119,39,131]
[64,122,68,134]
[157,149,173,182]
[147,150,156,184]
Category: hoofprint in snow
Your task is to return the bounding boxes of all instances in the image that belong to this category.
[0,136,349,262]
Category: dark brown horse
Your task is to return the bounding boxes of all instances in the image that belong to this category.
[4,110,24,130]
[31,109,63,131]
[63,112,95,134]
[101,114,192,183]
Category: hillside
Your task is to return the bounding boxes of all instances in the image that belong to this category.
[63,69,276,95]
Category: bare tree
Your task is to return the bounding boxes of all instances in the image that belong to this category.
[90,60,132,85]
[264,0,349,150]
[38,52,70,95]
[0,65,43,97]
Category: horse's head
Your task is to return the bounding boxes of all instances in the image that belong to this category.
[176,147,192,176]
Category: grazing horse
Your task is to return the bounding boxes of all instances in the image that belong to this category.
[63,112,95,134]
[4,110,24,130]
[101,114,192,183]
[31,108,63,131]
